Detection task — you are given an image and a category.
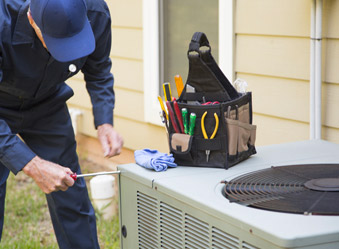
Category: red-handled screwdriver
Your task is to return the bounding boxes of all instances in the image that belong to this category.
[173,100,184,133]
[70,171,120,181]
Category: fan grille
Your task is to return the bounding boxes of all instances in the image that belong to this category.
[222,164,339,215]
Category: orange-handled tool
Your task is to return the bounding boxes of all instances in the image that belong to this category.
[174,75,184,97]
[70,171,120,180]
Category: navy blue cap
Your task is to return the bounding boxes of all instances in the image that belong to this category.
[30,0,95,62]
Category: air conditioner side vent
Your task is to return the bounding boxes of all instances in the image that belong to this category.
[160,202,184,248]
[136,191,255,249]
[242,242,260,249]
[185,214,210,248]
[212,226,239,249]
[137,191,159,249]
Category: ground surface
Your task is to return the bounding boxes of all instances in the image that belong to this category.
[1,156,123,248]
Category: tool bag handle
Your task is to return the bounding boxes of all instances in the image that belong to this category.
[180,32,240,102]
[188,32,211,53]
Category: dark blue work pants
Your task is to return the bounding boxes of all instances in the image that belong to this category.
[0,86,100,248]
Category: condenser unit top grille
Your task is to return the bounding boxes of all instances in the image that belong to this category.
[222,164,339,215]
[120,140,339,249]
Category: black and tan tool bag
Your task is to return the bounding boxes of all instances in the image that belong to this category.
[168,32,256,169]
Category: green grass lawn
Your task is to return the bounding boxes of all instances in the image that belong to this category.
[1,160,120,248]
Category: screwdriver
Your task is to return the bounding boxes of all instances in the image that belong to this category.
[70,171,120,181]
[182,108,189,134]
[163,82,172,102]
[157,95,168,121]
[174,75,184,97]
[189,113,196,136]
[173,100,184,133]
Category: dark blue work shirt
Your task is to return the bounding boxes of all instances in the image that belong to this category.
[0,0,115,174]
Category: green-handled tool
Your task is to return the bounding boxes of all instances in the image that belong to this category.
[189,113,196,136]
[182,108,189,134]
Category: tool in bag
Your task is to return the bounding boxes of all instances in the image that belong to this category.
[163,82,172,102]
[166,32,257,169]
[201,111,219,162]
[166,101,181,133]
[174,75,184,96]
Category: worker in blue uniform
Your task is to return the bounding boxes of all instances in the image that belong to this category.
[0,0,123,248]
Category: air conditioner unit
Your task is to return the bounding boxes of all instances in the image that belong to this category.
[118,140,339,249]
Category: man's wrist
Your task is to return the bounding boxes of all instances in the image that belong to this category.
[22,156,40,175]
[98,123,112,129]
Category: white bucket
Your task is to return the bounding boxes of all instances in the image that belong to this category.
[89,175,116,220]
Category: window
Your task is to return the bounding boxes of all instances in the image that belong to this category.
[160,0,219,98]
[143,0,234,124]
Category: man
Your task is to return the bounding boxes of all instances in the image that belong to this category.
[0,0,123,248]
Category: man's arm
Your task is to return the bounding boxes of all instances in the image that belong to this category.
[82,5,123,157]
[0,46,35,173]
[23,156,74,193]
[0,117,75,194]
[0,119,36,174]
[97,123,123,157]
[0,50,74,193]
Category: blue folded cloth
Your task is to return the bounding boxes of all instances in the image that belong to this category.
[134,149,177,172]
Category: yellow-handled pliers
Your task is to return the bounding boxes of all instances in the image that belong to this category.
[201,111,219,162]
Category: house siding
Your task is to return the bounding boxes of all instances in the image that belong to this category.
[235,0,339,145]
[67,0,168,152]
[67,0,339,155]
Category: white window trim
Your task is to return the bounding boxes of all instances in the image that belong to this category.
[143,0,235,125]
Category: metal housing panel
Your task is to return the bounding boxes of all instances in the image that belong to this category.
[119,140,339,249]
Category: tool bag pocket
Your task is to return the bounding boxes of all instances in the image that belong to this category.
[167,32,256,169]
[222,92,257,167]
[169,103,228,168]
[169,133,194,164]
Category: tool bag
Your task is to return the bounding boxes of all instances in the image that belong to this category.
[167,32,257,169]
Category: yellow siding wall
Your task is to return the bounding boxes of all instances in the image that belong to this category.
[67,0,339,154]
[235,0,339,145]
[67,0,169,153]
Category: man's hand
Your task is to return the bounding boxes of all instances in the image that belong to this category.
[97,124,124,157]
[22,156,75,194]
